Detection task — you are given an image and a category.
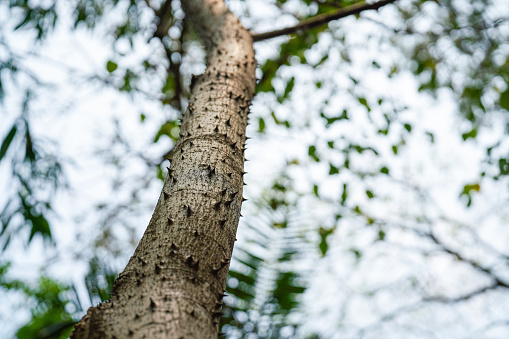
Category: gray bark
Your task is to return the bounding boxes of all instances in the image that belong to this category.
[71,0,256,337]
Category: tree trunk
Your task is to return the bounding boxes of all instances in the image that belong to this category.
[71,0,256,337]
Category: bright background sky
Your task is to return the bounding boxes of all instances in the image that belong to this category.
[1,0,509,338]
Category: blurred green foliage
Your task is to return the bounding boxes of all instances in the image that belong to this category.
[1,0,509,337]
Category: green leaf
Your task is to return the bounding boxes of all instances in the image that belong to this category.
[283,77,295,99]
[499,87,509,110]
[329,163,339,175]
[462,183,480,194]
[320,110,348,127]
[404,123,412,132]
[270,112,291,128]
[340,183,348,205]
[392,145,398,155]
[380,166,390,175]
[308,145,319,162]
[162,75,175,94]
[154,120,179,143]
[499,159,509,176]
[462,128,477,141]
[318,227,335,257]
[274,271,306,311]
[0,124,17,161]
[27,213,52,243]
[24,127,35,162]
[358,97,370,112]
[258,117,266,133]
[106,60,118,73]
[378,229,386,241]
[366,190,374,199]
[460,183,480,207]
[313,184,319,197]
[5,275,77,339]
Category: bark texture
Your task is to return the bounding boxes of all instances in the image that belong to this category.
[71,0,256,337]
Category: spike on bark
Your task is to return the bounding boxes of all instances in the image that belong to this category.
[185,255,199,269]
[207,165,216,178]
[185,205,192,217]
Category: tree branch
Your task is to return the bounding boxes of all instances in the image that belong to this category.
[251,0,397,42]
[423,282,503,303]
[153,0,173,39]
[357,283,504,338]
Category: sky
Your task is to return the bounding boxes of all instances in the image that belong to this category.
[1,0,509,338]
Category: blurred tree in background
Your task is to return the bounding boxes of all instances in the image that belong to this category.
[1,0,509,337]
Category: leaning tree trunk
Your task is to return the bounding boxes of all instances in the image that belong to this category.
[71,0,256,337]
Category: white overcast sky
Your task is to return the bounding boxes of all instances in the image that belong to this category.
[1,0,509,338]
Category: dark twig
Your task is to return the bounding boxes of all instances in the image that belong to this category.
[357,283,504,338]
[251,0,397,42]
[153,0,173,39]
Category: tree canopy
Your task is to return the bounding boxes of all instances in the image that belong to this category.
[1,0,509,337]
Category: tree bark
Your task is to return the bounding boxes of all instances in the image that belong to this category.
[71,0,256,337]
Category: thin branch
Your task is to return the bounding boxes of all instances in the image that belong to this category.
[426,230,509,289]
[153,0,173,39]
[384,221,509,289]
[423,282,502,303]
[251,0,397,42]
[357,283,504,338]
